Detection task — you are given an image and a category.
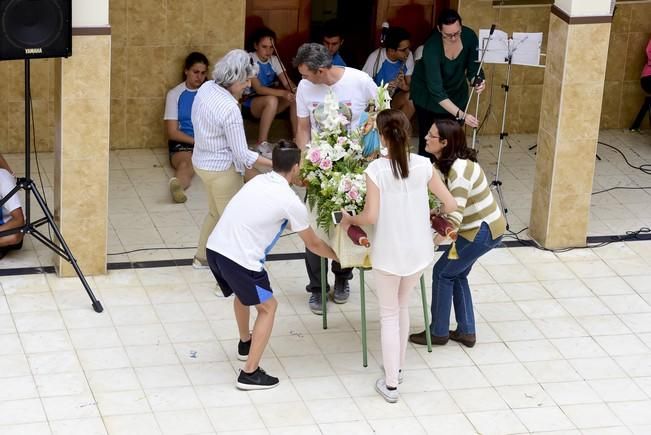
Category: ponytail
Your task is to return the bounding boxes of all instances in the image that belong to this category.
[376,109,411,179]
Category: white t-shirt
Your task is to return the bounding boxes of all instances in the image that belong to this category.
[414,45,424,61]
[365,154,435,276]
[0,169,22,226]
[163,82,198,137]
[296,67,378,130]
[206,171,310,271]
[362,48,415,85]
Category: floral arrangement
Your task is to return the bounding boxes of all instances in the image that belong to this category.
[301,86,391,232]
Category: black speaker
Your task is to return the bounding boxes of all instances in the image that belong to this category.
[0,0,71,60]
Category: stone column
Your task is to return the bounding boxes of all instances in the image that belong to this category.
[529,0,613,249]
[54,1,110,276]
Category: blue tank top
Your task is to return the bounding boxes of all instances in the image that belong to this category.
[332,52,346,67]
[257,61,277,87]
[177,89,197,137]
[374,60,406,87]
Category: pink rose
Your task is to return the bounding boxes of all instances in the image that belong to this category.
[319,158,332,170]
[341,178,352,192]
[308,148,321,164]
[348,186,359,201]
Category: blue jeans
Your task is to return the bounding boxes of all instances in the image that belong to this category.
[430,222,502,336]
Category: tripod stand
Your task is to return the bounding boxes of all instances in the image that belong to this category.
[492,51,517,230]
[0,59,103,313]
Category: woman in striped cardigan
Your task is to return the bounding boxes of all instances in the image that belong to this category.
[410,118,505,348]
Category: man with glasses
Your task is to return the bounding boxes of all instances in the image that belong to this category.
[362,26,415,120]
[410,9,485,159]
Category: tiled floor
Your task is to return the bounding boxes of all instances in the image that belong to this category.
[1,129,650,269]
[0,129,650,434]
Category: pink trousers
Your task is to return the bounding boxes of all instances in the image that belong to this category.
[373,268,423,388]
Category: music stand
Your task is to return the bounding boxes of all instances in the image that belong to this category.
[479,29,543,229]
[0,60,103,313]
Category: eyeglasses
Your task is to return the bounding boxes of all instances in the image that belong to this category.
[442,30,461,40]
[425,132,440,140]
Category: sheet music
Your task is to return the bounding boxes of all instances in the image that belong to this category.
[512,32,542,66]
[479,29,509,64]
[478,29,543,66]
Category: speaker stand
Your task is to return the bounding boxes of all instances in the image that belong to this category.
[0,59,103,313]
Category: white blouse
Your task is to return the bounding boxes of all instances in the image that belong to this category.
[365,154,435,276]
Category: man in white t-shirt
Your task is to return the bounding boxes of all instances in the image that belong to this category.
[292,42,378,314]
[0,168,25,259]
[362,27,415,120]
[293,43,378,149]
[205,141,337,390]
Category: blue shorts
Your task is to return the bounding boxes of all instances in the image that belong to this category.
[206,249,274,306]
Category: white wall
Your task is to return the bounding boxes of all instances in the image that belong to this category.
[554,0,614,16]
[72,0,109,27]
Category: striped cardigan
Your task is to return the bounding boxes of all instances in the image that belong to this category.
[444,159,506,241]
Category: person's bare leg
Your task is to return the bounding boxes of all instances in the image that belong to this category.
[243,297,278,373]
[233,297,251,342]
[251,96,279,143]
[170,151,194,189]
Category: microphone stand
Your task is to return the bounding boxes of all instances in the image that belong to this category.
[463,24,496,150]
[492,36,530,232]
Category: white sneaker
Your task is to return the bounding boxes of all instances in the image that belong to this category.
[192,256,209,269]
[257,141,274,159]
[375,378,399,403]
[214,284,225,298]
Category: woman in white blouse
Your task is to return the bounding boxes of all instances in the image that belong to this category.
[191,49,272,268]
[341,109,456,403]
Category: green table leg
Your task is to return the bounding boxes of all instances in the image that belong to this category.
[420,275,432,352]
[360,268,368,367]
[321,256,327,329]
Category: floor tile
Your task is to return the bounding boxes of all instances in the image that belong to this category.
[3,141,651,434]
[561,403,622,429]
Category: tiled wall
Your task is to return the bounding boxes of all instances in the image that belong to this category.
[109,0,246,149]
[0,0,246,154]
[455,0,651,133]
[0,58,54,153]
[54,34,112,275]
[530,14,610,248]
[0,1,647,154]
[601,2,651,129]
[456,0,550,135]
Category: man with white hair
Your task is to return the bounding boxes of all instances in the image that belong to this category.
[190,49,272,269]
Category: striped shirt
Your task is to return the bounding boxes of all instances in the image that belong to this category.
[444,159,506,241]
[191,81,259,173]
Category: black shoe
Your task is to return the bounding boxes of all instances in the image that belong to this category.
[333,278,350,304]
[409,330,449,346]
[309,292,323,315]
[236,367,279,390]
[237,337,251,361]
[449,330,476,348]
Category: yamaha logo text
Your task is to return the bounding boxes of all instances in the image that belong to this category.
[25,48,43,54]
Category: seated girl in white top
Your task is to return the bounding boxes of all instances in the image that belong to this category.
[341,109,456,403]
[164,52,209,203]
